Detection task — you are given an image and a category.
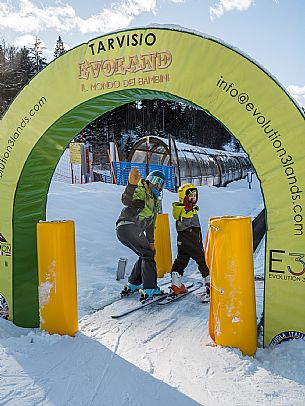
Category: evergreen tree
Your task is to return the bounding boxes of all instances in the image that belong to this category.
[16,47,36,83]
[73,99,238,159]
[28,37,47,74]
[0,38,49,117]
[0,41,22,115]
[124,134,135,159]
[54,36,65,58]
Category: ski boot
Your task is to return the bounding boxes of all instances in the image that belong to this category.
[170,271,187,295]
[120,283,143,297]
[139,286,163,303]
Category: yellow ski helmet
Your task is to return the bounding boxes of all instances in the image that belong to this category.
[178,183,198,203]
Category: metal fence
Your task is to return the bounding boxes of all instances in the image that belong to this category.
[112,162,176,190]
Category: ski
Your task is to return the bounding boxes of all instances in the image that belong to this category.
[157,282,203,305]
[90,293,136,311]
[111,291,170,319]
[91,279,172,312]
[111,281,196,319]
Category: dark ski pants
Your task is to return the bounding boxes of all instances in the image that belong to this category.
[172,227,209,278]
[116,223,157,289]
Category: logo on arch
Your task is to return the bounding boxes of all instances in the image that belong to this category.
[269,249,305,280]
[271,331,305,346]
[0,233,11,257]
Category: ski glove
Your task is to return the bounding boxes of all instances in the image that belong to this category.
[128,168,141,185]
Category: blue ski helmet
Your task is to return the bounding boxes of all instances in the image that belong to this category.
[146,170,166,197]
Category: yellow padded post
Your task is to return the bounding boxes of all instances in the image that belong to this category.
[208,216,257,356]
[204,220,214,271]
[154,213,172,278]
[36,220,78,336]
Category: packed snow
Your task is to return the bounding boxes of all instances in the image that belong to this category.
[1,176,305,405]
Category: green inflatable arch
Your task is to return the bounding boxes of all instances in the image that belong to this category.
[0,27,304,347]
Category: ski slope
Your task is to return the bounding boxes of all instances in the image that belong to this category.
[1,177,305,405]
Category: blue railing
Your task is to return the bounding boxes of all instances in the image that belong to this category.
[112,162,176,190]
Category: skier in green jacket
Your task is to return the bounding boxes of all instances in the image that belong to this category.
[116,168,166,302]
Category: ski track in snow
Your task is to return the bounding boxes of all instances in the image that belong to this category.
[1,177,305,405]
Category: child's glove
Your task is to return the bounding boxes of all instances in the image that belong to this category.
[128,168,141,185]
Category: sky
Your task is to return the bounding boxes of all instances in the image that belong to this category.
[0,0,304,107]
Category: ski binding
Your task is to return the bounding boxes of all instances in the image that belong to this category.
[157,282,203,305]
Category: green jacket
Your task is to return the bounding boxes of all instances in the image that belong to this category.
[172,201,201,232]
[172,202,199,221]
[116,180,160,242]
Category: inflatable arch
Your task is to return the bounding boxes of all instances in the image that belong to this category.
[0,26,304,347]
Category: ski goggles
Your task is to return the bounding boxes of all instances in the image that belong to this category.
[147,175,165,190]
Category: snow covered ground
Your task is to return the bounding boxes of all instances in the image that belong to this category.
[1,176,305,405]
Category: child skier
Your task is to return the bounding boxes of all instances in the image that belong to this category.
[116,168,166,302]
[171,183,210,301]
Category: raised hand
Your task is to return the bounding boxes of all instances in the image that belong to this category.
[128,168,141,185]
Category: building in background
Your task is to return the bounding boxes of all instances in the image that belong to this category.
[129,136,252,187]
